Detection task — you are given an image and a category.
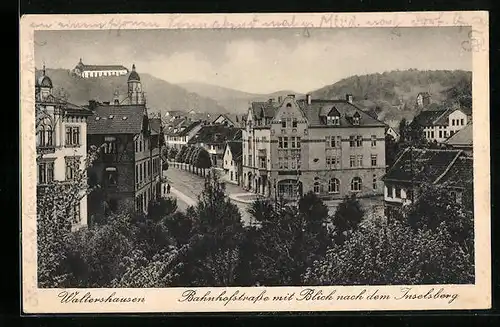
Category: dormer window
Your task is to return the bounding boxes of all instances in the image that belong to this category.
[327,115,340,126]
[353,112,361,125]
[286,103,292,108]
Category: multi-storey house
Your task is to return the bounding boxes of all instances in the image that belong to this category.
[222,141,243,185]
[242,94,387,204]
[382,148,473,220]
[86,65,162,222]
[411,103,472,143]
[36,66,93,227]
[188,125,242,168]
[164,120,204,150]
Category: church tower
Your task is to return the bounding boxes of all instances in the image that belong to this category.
[127,64,145,105]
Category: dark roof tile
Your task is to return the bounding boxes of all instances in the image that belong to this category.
[382,148,462,183]
[88,104,146,135]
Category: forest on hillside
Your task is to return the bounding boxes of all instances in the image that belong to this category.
[310,69,472,125]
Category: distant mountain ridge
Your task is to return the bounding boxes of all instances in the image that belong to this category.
[179,82,303,114]
[37,68,229,115]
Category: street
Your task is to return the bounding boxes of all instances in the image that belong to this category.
[164,167,254,225]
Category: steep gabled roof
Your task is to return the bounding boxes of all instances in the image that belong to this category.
[382,148,463,184]
[226,141,243,159]
[251,101,278,119]
[436,156,473,188]
[177,121,202,137]
[37,94,93,116]
[412,108,448,126]
[297,99,385,127]
[88,104,146,135]
[445,123,473,147]
[149,117,162,135]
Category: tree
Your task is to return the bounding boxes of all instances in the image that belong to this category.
[172,173,244,286]
[168,147,179,161]
[332,194,364,245]
[398,118,407,142]
[304,217,473,286]
[37,145,102,287]
[194,147,212,176]
[385,134,399,167]
[175,145,187,168]
[245,192,331,285]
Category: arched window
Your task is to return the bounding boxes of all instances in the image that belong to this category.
[328,178,340,193]
[46,125,53,146]
[313,176,321,194]
[37,125,46,146]
[351,177,362,192]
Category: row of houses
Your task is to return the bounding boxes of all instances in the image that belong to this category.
[36,65,167,227]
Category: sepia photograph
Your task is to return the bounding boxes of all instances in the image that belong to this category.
[21,12,490,313]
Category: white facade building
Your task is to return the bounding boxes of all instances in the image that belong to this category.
[36,67,93,227]
[72,58,129,78]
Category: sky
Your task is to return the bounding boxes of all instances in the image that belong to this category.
[35,27,472,94]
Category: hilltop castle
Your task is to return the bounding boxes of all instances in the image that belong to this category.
[72,58,129,78]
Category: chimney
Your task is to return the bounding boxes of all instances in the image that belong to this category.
[278,96,282,103]
[88,100,98,110]
[346,94,353,103]
[306,93,312,105]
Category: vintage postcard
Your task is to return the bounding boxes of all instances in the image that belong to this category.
[20,11,490,313]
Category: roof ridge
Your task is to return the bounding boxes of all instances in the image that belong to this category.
[432,107,452,125]
[382,147,412,180]
[433,150,464,184]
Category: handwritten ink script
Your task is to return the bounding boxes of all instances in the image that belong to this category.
[177,287,459,307]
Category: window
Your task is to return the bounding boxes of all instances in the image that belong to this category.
[371,135,377,147]
[37,161,54,184]
[452,119,455,126]
[406,189,414,201]
[431,131,435,139]
[283,137,288,149]
[351,177,362,192]
[291,137,296,149]
[292,119,298,127]
[71,203,81,222]
[357,155,363,167]
[105,167,118,186]
[65,126,80,146]
[313,177,321,194]
[387,185,393,197]
[278,137,283,148]
[353,113,360,125]
[139,163,143,182]
[230,171,233,180]
[460,119,464,125]
[395,187,401,198]
[135,165,139,184]
[372,174,377,190]
[296,137,301,148]
[281,120,287,128]
[350,155,356,168]
[65,156,80,180]
[349,136,356,148]
[371,155,377,167]
[328,178,340,193]
[439,130,443,138]
[326,136,341,148]
[103,137,117,154]
[356,136,363,147]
